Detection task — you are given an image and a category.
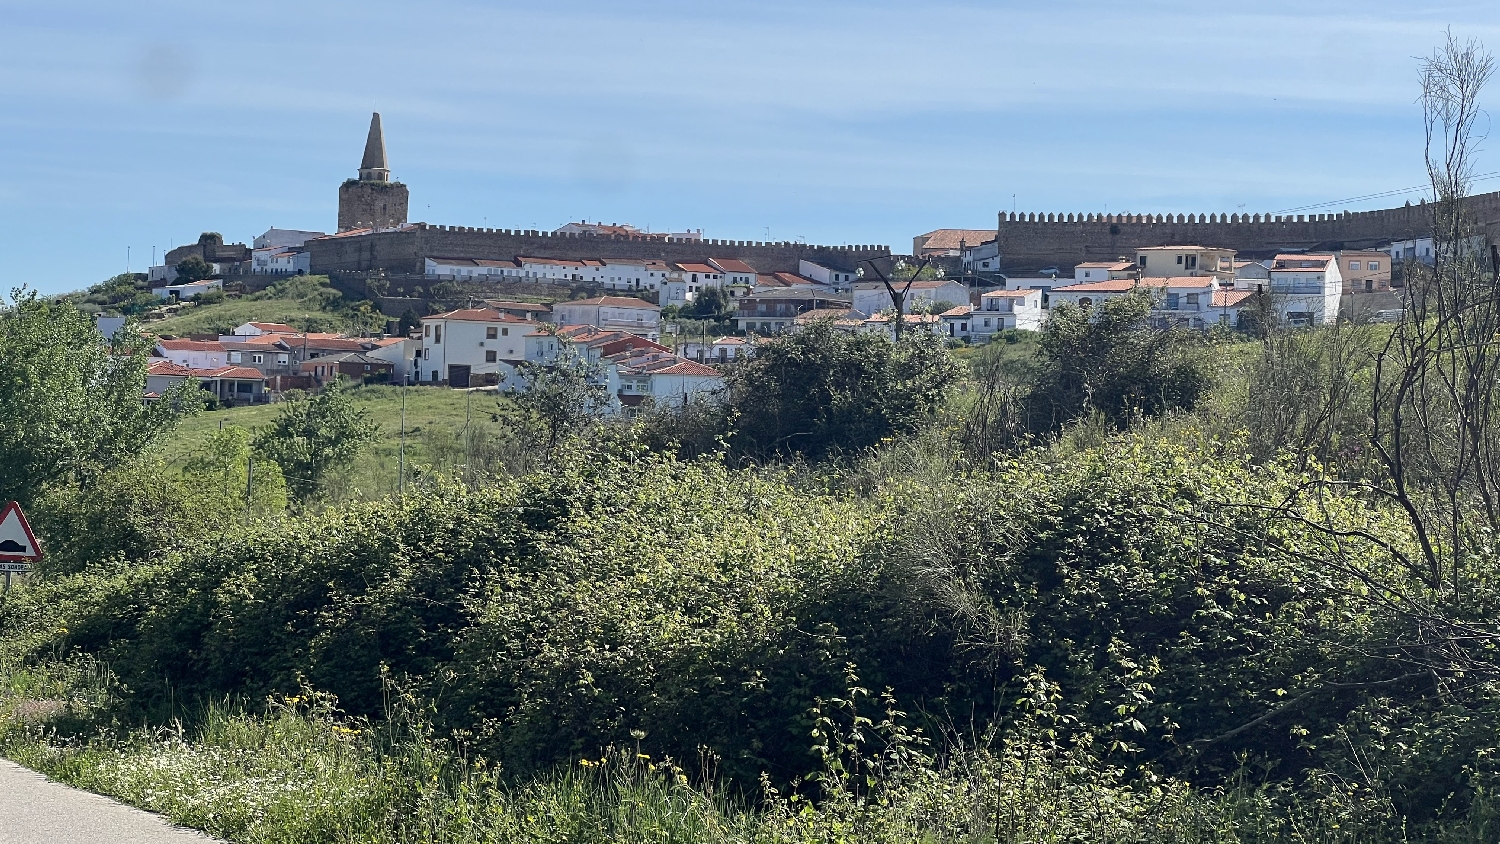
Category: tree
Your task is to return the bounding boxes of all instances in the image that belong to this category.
[727,320,959,460]
[505,345,612,452]
[174,255,215,284]
[0,290,195,507]
[859,257,932,340]
[254,379,379,500]
[183,426,289,516]
[688,286,731,321]
[1031,291,1209,430]
[398,308,422,336]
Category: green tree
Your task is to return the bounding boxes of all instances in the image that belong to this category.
[174,255,215,284]
[254,379,379,500]
[505,346,612,451]
[0,291,195,507]
[183,426,289,516]
[727,320,960,460]
[687,286,731,320]
[1032,291,1209,430]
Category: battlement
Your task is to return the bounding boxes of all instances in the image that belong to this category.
[990,191,1500,273]
[307,223,890,276]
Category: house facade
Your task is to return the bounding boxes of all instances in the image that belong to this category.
[418,307,531,386]
[850,279,970,316]
[551,297,662,340]
[1135,246,1236,280]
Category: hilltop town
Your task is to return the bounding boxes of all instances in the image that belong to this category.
[96,111,1481,413]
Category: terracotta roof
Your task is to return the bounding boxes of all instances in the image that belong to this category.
[1272,254,1334,269]
[156,339,225,352]
[147,359,192,376]
[518,256,606,267]
[1075,261,1136,270]
[756,273,818,287]
[303,338,370,352]
[301,352,390,365]
[425,308,529,322]
[709,258,757,274]
[982,289,1041,298]
[674,262,720,274]
[428,257,519,268]
[940,305,975,317]
[1053,277,1212,294]
[918,229,996,251]
[232,333,297,346]
[484,300,551,312]
[713,336,748,345]
[795,308,860,322]
[196,365,265,379]
[1212,290,1255,307]
[613,352,723,377]
[556,296,659,308]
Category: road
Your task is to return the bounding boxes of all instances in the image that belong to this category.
[0,760,220,843]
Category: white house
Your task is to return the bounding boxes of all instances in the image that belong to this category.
[154,339,228,370]
[708,258,757,290]
[961,241,1002,275]
[1263,254,1342,326]
[851,279,970,317]
[1390,237,1435,266]
[612,352,725,414]
[551,296,661,340]
[939,305,975,340]
[232,321,299,337]
[798,260,858,291]
[1208,289,1257,328]
[417,307,532,386]
[252,247,310,275]
[1073,260,1138,282]
[365,336,415,384]
[253,228,325,249]
[1049,277,1223,329]
[973,289,1046,338]
[514,257,608,283]
[1234,260,1271,282]
[681,336,752,363]
[424,257,519,279]
[601,259,674,292]
[152,279,223,300]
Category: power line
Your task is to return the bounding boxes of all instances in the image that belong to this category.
[1273,171,1500,214]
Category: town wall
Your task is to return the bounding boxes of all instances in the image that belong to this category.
[991,191,1500,273]
[307,224,890,275]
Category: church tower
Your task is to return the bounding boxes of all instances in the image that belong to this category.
[337,112,409,232]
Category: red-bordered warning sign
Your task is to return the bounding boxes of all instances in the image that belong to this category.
[0,501,43,563]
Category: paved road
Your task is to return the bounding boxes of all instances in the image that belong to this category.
[0,760,220,843]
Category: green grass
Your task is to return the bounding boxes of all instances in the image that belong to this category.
[143,276,366,337]
[163,385,519,498]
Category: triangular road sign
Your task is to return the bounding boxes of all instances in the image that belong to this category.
[0,501,43,562]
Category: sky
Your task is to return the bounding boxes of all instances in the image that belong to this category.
[2,0,1499,294]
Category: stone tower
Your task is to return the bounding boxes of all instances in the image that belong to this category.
[337,112,409,232]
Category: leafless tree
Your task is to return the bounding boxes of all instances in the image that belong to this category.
[861,257,932,341]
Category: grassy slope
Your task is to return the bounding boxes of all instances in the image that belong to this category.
[163,385,517,497]
[143,276,354,337]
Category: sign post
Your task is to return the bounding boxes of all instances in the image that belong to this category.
[0,501,43,592]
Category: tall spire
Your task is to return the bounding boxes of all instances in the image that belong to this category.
[358,112,390,182]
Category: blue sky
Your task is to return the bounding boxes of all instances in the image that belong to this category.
[2,0,1498,293]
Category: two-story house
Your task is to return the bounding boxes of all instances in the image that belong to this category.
[1136,245,1236,281]
[1263,254,1342,326]
[551,296,662,341]
[972,289,1046,339]
[735,288,852,334]
[850,279,970,317]
[418,307,533,387]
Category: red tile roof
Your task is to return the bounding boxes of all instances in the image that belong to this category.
[918,229,996,252]
[1075,260,1136,270]
[156,339,225,352]
[1212,290,1255,307]
[556,296,659,308]
[147,359,192,376]
[425,307,529,322]
[674,262,720,275]
[197,366,265,379]
[710,258,757,274]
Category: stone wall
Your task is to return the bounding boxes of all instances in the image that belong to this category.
[337,180,410,233]
[307,224,890,275]
[990,192,1500,273]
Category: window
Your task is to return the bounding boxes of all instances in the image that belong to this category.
[434,326,442,343]
[1349,261,1361,271]
[485,350,497,362]
[277,355,288,365]
[486,326,498,339]
[252,354,264,364]
[1138,256,1147,267]
[423,325,430,337]
[1167,293,1181,310]
[502,327,509,336]
[1369,261,1381,271]
[229,352,241,363]
[1186,256,1197,269]
[1186,293,1199,307]
[1176,255,1183,264]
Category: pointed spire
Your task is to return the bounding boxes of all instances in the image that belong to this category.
[358,112,390,182]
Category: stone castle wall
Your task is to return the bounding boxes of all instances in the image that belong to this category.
[337,180,410,232]
[991,191,1500,272]
[307,223,890,275]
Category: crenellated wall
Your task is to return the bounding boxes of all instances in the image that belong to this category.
[307,224,890,275]
[991,191,1500,272]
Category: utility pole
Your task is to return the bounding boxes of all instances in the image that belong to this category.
[245,458,254,514]
[398,383,407,499]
